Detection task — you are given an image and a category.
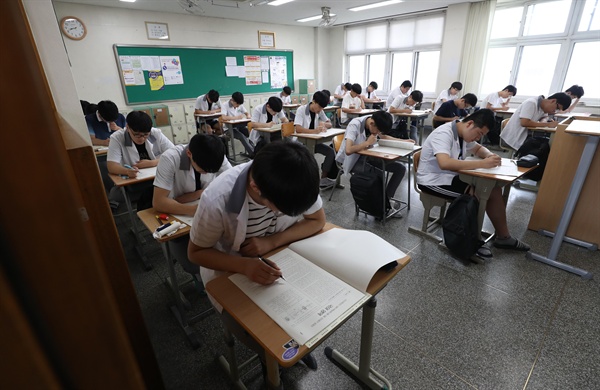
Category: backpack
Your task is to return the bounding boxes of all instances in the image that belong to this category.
[442,191,483,261]
[515,137,550,181]
[350,172,389,219]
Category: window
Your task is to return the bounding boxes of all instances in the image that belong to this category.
[368,54,386,89]
[480,47,515,96]
[515,44,561,96]
[563,41,600,98]
[523,0,571,36]
[579,0,600,31]
[490,7,523,39]
[390,52,413,89]
[348,55,365,86]
[414,51,440,93]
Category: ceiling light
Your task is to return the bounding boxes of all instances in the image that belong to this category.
[349,0,402,12]
[268,0,294,5]
[119,0,136,2]
[297,13,336,22]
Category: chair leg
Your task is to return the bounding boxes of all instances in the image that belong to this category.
[328,169,343,201]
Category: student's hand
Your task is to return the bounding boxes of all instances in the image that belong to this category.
[402,139,416,144]
[243,258,281,285]
[239,236,274,257]
[366,134,378,147]
[482,154,502,168]
[125,168,139,178]
[102,139,111,146]
[547,120,558,128]
[317,124,327,133]
[108,122,122,131]
[134,160,155,169]
[265,122,274,128]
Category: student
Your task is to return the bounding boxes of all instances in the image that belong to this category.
[276,86,292,105]
[221,91,254,156]
[500,93,572,151]
[294,91,337,187]
[187,141,325,377]
[417,109,530,253]
[362,81,383,109]
[560,85,584,113]
[153,134,231,276]
[341,83,365,125]
[386,80,412,107]
[194,89,222,134]
[249,96,289,151]
[333,82,350,105]
[481,85,517,112]
[86,100,126,146]
[433,93,477,128]
[335,111,409,212]
[387,90,424,142]
[107,111,174,209]
[434,81,463,114]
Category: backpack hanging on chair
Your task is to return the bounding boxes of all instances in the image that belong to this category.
[442,187,484,261]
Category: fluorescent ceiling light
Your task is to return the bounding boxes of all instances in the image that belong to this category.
[349,0,402,12]
[119,0,136,2]
[268,0,294,5]
[297,13,336,22]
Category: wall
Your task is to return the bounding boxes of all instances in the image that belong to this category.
[437,2,470,94]
[52,1,317,109]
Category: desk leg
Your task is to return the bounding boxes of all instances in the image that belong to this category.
[527,136,597,279]
[407,154,411,210]
[120,187,151,270]
[306,138,316,155]
[418,117,425,145]
[458,174,496,241]
[381,159,387,225]
[218,327,251,390]
[325,298,392,390]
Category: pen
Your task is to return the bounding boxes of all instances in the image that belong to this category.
[258,256,285,281]
[155,215,163,225]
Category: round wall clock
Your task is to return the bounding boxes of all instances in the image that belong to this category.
[60,16,87,41]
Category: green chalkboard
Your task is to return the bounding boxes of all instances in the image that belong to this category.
[113,44,294,104]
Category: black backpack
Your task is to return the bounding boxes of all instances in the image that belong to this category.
[350,172,389,219]
[442,192,483,261]
[515,137,550,181]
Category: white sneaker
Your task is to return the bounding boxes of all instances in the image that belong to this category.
[319,177,335,188]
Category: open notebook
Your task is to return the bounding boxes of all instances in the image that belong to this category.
[229,228,405,346]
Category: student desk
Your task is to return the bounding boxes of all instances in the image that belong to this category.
[94,146,108,157]
[137,208,212,347]
[194,113,222,131]
[222,118,251,162]
[527,118,600,279]
[392,110,432,144]
[206,223,411,390]
[282,103,300,118]
[358,144,421,224]
[293,128,345,154]
[494,107,516,118]
[252,126,282,143]
[458,158,536,243]
[109,168,157,269]
[354,108,379,117]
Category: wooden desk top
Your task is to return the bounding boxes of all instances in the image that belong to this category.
[322,105,340,113]
[94,146,109,156]
[565,119,600,137]
[526,125,557,133]
[222,118,251,124]
[205,223,411,367]
[194,113,222,118]
[393,110,432,118]
[359,144,420,160]
[137,208,191,242]
[283,104,301,108]
[355,109,379,116]
[253,126,283,133]
[459,158,536,182]
[293,128,345,140]
[495,108,517,115]
[108,167,156,187]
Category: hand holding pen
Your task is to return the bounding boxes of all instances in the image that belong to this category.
[258,256,285,281]
[122,164,139,179]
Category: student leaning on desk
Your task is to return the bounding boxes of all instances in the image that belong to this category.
[187,141,325,378]
[340,83,365,125]
[417,109,530,254]
[194,89,222,134]
[433,93,477,129]
[249,96,289,151]
[85,100,126,146]
[387,90,424,142]
[386,80,412,108]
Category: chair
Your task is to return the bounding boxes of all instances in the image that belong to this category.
[336,108,345,129]
[328,134,345,201]
[498,118,517,158]
[407,151,448,242]
[281,122,295,138]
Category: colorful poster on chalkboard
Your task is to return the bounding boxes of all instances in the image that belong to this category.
[149,70,165,91]
[160,56,184,85]
[244,55,262,86]
[269,56,287,89]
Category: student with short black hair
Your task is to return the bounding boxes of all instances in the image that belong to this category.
[187,141,325,380]
[333,82,349,106]
[277,86,292,104]
[221,91,254,156]
[294,91,337,187]
[249,96,289,149]
[341,83,364,125]
[434,81,463,114]
[386,80,412,107]
[362,81,383,108]
[560,84,585,113]
[417,109,530,254]
[501,93,572,151]
[335,111,410,215]
[194,89,222,134]
[433,93,477,128]
[85,100,126,146]
[481,85,517,112]
[388,90,423,142]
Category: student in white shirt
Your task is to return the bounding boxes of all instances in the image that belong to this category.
[276,86,292,105]
[341,83,365,125]
[249,97,289,152]
[560,85,585,114]
[194,89,222,134]
[434,81,462,114]
[386,80,412,107]
[481,85,517,112]
[362,81,383,109]
[387,90,423,142]
[294,91,337,187]
[221,92,254,156]
[333,82,350,106]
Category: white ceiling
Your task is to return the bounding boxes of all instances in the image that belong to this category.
[55,0,479,27]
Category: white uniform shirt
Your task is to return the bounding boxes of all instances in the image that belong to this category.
[434,89,458,114]
[335,115,370,174]
[417,121,479,186]
[189,162,323,310]
[333,84,345,105]
[388,96,415,122]
[341,93,363,122]
[220,100,248,118]
[362,89,379,101]
[481,92,505,109]
[153,144,231,199]
[294,103,329,129]
[194,94,222,111]
[277,92,291,105]
[249,103,286,144]
[107,128,174,166]
[500,96,545,150]
[386,86,409,107]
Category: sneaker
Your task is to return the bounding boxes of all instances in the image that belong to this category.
[386,201,404,218]
[319,177,335,188]
[493,237,530,251]
[301,353,318,370]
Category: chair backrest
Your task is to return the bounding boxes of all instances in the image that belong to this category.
[412,150,421,193]
[431,101,436,112]
[332,134,344,153]
[281,122,295,137]
[336,108,342,121]
[501,118,509,131]
[247,122,253,134]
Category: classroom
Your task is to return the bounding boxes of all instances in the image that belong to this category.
[3,0,600,388]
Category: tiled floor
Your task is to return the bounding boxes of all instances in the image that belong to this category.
[116,142,600,390]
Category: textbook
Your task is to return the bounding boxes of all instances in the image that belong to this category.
[229,228,405,346]
[369,139,418,156]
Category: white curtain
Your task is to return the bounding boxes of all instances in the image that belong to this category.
[459,0,496,97]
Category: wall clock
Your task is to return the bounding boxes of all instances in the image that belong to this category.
[60,16,87,41]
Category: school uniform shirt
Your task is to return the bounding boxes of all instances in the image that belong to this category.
[194,94,222,112]
[481,92,505,109]
[362,90,379,101]
[417,121,479,187]
[435,100,466,121]
[434,89,458,114]
[277,92,291,105]
[220,100,248,118]
[387,96,415,123]
[86,111,126,140]
[107,128,174,167]
[294,103,329,129]
[341,93,363,122]
[189,162,323,311]
[249,102,286,144]
[333,84,345,105]
[335,115,370,174]
[153,144,231,199]
[386,86,409,107]
[500,96,546,151]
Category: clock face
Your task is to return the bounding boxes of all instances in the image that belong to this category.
[61,17,87,40]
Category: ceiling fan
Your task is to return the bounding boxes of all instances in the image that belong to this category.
[178,0,205,14]
[318,6,337,28]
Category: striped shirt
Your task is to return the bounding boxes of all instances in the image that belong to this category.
[246,197,277,238]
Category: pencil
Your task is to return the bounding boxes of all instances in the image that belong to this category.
[155,215,162,225]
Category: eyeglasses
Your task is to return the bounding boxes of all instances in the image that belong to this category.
[129,130,150,139]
